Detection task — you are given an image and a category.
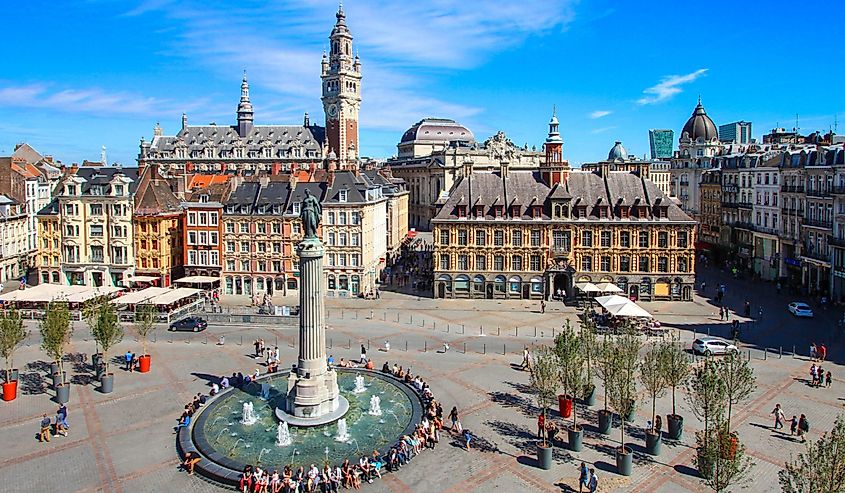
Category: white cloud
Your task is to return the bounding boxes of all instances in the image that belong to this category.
[589,110,611,119]
[590,126,616,134]
[637,69,708,105]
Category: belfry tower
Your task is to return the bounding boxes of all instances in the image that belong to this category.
[540,108,570,186]
[321,5,362,168]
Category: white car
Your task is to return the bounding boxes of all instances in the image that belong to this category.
[692,337,739,356]
[788,302,814,318]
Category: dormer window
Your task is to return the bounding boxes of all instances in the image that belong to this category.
[114,185,124,196]
[292,202,301,214]
[339,189,348,203]
[598,206,608,219]
[509,205,521,217]
[494,206,504,218]
[456,205,467,218]
[532,206,543,218]
[226,205,235,214]
[199,194,209,203]
[473,205,483,218]
[619,206,630,218]
[66,185,76,196]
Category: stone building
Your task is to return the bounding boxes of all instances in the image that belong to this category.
[750,154,782,280]
[670,99,722,217]
[0,195,28,285]
[699,169,722,252]
[133,164,183,286]
[389,119,544,231]
[779,149,806,287]
[36,199,61,284]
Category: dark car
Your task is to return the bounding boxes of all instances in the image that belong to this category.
[169,316,207,332]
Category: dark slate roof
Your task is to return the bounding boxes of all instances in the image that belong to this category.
[286,182,327,215]
[681,102,718,141]
[224,180,290,215]
[256,182,290,208]
[134,166,181,215]
[324,171,370,204]
[400,118,474,144]
[149,125,325,156]
[38,198,60,217]
[225,182,260,209]
[433,170,694,223]
[71,167,138,194]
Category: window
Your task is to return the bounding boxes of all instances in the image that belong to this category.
[552,230,570,251]
[241,260,250,271]
[678,257,688,272]
[639,256,650,272]
[240,222,249,233]
[327,212,335,225]
[257,242,266,253]
[639,231,649,248]
[458,230,468,246]
[89,204,103,215]
[458,255,468,270]
[257,261,267,272]
[338,212,347,225]
[494,230,504,246]
[439,254,450,270]
[511,230,522,246]
[581,231,593,247]
[339,189,348,202]
[241,241,250,252]
[619,231,631,248]
[351,212,360,225]
[439,230,449,245]
[530,255,541,271]
[272,223,281,234]
[581,256,592,271]
[273,242,281,253]
[339,233,347,246]
[600,256,610,271]
[476,255,487,271]
[494,255,505,270]
[226,260,236,271]
[226,222,235,233]
[475,230,486,246]
[64,225,76,237]
[292,202,301,214]
[187,212,197,225]
[90,246,104,262]
[658,257,668,272]
[511,255,523,271]
[273,261,282,272]
[198,231,208,245]
[530,230,541,247]
[351,233,360,246]
[620,255,630,272]
[328,232,336,245]
[293,223,301,235]
[658,232,668,248]
[209,212,218,226]
[188,251,197,266]
[257,223,266,234]
[600,231,611,248]
[677,232,688,248]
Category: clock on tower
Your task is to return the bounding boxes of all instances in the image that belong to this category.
[321,5,362,168]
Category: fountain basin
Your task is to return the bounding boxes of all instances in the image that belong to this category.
[179,368,423,487]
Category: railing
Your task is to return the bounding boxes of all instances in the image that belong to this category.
[731,222,755,231]
[802,250,830,263]
[781,207,804,216]
[782,185,805,193]
[832,186,845,195]
[550,245,570,254]
[806,188,831,198]
[829,236,845,248]
[803,218,833,229]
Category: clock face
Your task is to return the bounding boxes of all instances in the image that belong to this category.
[328,104,338,118]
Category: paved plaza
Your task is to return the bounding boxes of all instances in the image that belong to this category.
[2,267,844,493]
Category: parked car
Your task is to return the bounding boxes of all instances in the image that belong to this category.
[788,302,814,318]
[169,316,208,332]
[692,337,739,356]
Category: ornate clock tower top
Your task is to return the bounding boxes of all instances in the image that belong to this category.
[321,5,362,169]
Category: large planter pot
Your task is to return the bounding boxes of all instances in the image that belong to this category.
[645,431,662,456]
[92,353,103,368]
[536,442,553,470]
[95,363,106,380]
[558,395,573,418]
[697,449,714,479]
[624,406,636,423]
[138,354,151,373]
[582,385,596,406]
[100,373,114,394]
[567,426,583,452]
[55,383,70,404]
[667,414,683,440]
[2,380,18,401]
[616,446,633,476]
[51,371,66,389]
[50,362,59,375]
[598,409,613,435]
[2,368,19,383]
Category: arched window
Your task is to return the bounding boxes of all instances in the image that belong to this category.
[328,275,336,290]
[454,275,470,292]
[287,278,298,290]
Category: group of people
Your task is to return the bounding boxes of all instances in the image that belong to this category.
[809,343,828,362]
[174,392,208,432]
[38,404,69,443]
[771,404,811,442]
[237,458,384,493]
[123,350,140,372]
[809,363,832,388]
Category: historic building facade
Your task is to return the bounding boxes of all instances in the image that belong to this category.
[699,169,722,251]
[36,199,61,284]
[751,155,782,280]
[670,100,723,218]
[0,195,28,285]
[133,164,183,286]
[181,176,228,279]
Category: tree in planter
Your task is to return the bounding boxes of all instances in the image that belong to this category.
[779,414,845,493]
[92,302,123,377]
[82,297,107,357]
[694,420,754,492]
[554,321,586,431]
[716,352,755,430]
[595,335,617,415]
[133,304,157,358]
[40,301,72,385]
[662,338,691,424]
[606,330,642,457]
[578,317,597,402]
[686,359,727,477]
[640,343,669,436]
[530,346,560,449]
[0,309,28,382]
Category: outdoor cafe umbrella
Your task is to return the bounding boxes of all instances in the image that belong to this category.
[594,282,623,293]
[606,301,652,318]
[575,282,602,294]
[594,294,632,310]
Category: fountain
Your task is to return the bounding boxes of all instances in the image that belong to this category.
[335,418,350,442]
[258,448,272,464]
[386,410,401,425]
[353,374,366,394]
[230,438,245,454]
[276,421,292,447]
[368,395,382,416]
[215,427,230,443]
[241,402,258,425]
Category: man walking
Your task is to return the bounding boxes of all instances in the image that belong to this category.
[521,348,530,370]
[771,403,785,430]
[124,350,133,371]
[39,414,52,442]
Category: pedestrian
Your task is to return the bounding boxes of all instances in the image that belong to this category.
[254,339,261,357]
[217,335,225,345]
[655,414,662,434]
[817,366,824,388]
[776,282,782,294]
[810,343,817,361]
[462,429,472,450]
[720,306,725,321]
[57,404,68,431]
[537,412,546,440]
[360,344,367,365]
[449,407,462,433]
[578,462,590,493]
[521,347,530,370]
[789,415,798,435]
[124,350,133,371]
[540,300,546,314]
[826,370,833,388]
[771,403,785,429]
[588,468,598,493]
[726,308,731,322]
[810,364,818,386]
[384,340,390,352]
[744,301,751,318]
[39,414,52,442]
[798,414,809,442]
[701,281,706,292]
[819,344,827,362]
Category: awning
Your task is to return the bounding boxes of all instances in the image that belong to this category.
[594,294,652,318]
[129,275,159,283]
[110,287,170,306]
[594,282,622,293]
[594,294,632,309]
[148,288,202,306]
[575,282,601,293]
[174,276,220,285]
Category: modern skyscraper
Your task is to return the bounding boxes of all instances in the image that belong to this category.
[649,129,674,159]
[719,121,752,144]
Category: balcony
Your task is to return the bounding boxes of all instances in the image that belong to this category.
[803,218,833,229]
[802,250,831,263]
[806,188,832,198]
[732,222,755,231]
[782,185,805,193]
[550,245,570,255]
[829,236,845,248]
[781,207,804,216]
[833,186,845,195]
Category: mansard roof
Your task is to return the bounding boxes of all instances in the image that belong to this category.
[134,165,181,215]
[149,124,325,155]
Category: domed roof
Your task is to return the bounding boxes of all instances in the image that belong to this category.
[607,141,627,161]
[681,101,718,142]
[400,118,474,144]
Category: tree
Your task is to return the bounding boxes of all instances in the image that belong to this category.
[662,339,691,417]
[685,359,726,440]
[640,343,668,434]
[594,335,617,414]
[554,321,586,430]
[133,304,157,356]
[82,297,105,355]
[40,301,72,385]
[607,330,642,453]
[578,317,597,400]
[0,308,28,382]
[695,420,754,491]
[716,352,755,430]
[530,346,560,448]
[91,302,123,375]
[779,414,845,493]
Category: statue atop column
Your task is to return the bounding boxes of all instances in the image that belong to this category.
[301,189,322,240]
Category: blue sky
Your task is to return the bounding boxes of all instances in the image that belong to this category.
[2,0,843,166]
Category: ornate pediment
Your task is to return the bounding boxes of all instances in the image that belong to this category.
[483,131,517,162]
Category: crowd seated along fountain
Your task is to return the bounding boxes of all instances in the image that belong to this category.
[179,189,424,486]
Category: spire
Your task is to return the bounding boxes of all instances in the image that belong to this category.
[546,107,562,144]
[240,70,251,104]
[237,70,254,137]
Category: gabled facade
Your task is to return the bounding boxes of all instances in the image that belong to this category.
[134,164,183,286]
[181,177,229,279]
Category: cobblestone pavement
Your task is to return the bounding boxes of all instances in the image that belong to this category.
[3,267,844,493]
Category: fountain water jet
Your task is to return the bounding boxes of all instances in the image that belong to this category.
[276,421,293,447]
[368,395,382,416]
[335,418,350,442]
[215,427,230,443]
[241,402,259,425]
[353,375,366,393]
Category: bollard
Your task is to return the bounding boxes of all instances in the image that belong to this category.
[434,321,437,331]
[483,343,486,354]
[497,327,500,336]
[552,327,555,339]
[503,343,506,355]
[355,311,358,320]
[792,345,796,358]
[169,332,173,343]
[405,341,408,352]
[204,336,208,345]
[342,310,344,319]
[421,319,424,327]
[463,342,467,354]
[368,339,371,350]
[275,336,278,348]
[779,346,782,359]
[396,313,400,323]
[447,324,450,333]
[153,332,157,343]
[329,338,333,349]
[348,339,351,350]
[515,327,519,337]
[480,325,484,336]
[410,315,413,325]
[534,326,537,337]
[747,349,751,362]
[764,347,768,360]
[707,326,711,336]
[383,312,386,321]
[424,341,427,352]
[462,324,465,334]
[240,335,243,346]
